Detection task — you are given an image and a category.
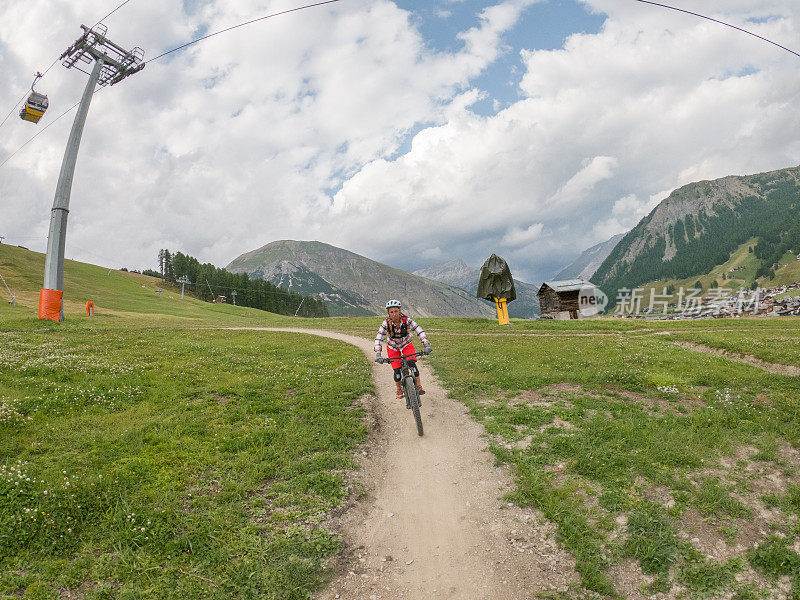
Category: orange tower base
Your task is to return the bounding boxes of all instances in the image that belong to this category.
[38,289,63,322]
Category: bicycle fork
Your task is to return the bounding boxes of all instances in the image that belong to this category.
[403,376,412,409]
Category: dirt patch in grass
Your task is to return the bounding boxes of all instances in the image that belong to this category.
[473,395,499,406]
[513,389,552,406]
[507,434,534,450]
[673,341,800,376]
[608,386,706,415]
[680,508,741,561]
[677,445,800,559]
[512,388,574,408]
[545,382,585,395]
[607,559,657,600]
[210,393,232,405]
[60,580,97,599]
[540,416,576,432]
[542,382,596,397]
[698,444,799,512]
[643,485,677,508]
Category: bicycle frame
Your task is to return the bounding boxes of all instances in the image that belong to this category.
[387,350,425,376]
[378,349,426,436]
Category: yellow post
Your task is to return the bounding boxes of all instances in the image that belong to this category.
[495,298,510,325]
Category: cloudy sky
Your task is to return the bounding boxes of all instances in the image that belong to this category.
[1,0,799,283]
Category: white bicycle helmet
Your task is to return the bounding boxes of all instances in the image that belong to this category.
[386,299,401,310]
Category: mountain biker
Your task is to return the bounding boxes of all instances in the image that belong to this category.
[374,300,431,402]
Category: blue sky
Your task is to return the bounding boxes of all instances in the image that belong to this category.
[1,0,799,284]
[397,0,605,52]
[396,0,607,115]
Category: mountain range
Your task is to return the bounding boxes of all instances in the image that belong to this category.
[225,240,495,318]
[554,233,625,281]
[413,259,541,318]
[224,165,800,319]
[592,165,800,299]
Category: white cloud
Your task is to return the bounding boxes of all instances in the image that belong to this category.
[543,156,618,216]
[324,0,800,281]
[2,0,799,287]
[1,0,533,270]
[420,246,443,260]
[592,192,662,241]
[500,223,544,248]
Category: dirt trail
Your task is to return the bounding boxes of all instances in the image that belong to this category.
[257,328,578,600]
[672,341,800,376]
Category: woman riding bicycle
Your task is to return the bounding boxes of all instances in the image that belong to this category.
[374,300,431,401]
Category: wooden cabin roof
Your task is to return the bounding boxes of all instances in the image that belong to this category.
[539,279,597,294]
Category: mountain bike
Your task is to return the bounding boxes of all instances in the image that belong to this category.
[377,349,427,436]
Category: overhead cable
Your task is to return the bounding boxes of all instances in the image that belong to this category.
[0,92,30,129]
[144,0,342,64]
[91,0,135,29]
[0,100,82,169]
[634,0,800,59]
[0,0,343,169]
[0,0,137,130]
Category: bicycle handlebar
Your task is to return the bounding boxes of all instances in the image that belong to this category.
[376,350,428,364]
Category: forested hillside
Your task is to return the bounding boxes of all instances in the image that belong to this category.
[155,249,329,317]
[592,166,800,300]
[225,240,494,317]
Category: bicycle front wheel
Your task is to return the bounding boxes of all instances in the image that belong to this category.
[404,377,423,436]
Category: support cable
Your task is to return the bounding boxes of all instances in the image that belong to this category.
[0,269,17,304]
[144,0,342,64]
[0,0,136,130]
[91,0,135,29]
[0,0,343,169]
[0,100,82,168]
[0,92,31,130]
[634,0,800,59]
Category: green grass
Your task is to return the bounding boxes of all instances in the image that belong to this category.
[0,321,372,599]
[759,252,800,288]
[669,329,800,367]
[427,329,800,597]
[5,244,800,599]
[632,237,800,301]
[693,478,753,521]
[622,501,680,576]
[678,557,745,598]
[0,244,309,326]
[634,238,761,302]
[747,535,800,592]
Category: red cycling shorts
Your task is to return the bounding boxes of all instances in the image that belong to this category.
[387,343,416,370]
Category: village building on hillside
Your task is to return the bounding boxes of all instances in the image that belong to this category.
[538,279,601,319]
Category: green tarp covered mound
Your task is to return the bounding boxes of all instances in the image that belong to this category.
[476,254,516,302]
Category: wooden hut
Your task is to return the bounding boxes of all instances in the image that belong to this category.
[537,279,599,319]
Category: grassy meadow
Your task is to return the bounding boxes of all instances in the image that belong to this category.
[1,247,372,599]
[2,244,800,599]
[428,326,800,599]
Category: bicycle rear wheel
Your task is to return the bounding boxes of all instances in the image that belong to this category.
[404,377,423,436]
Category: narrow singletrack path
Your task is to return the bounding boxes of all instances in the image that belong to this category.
[672,341,800,376]
[246,327,578,600]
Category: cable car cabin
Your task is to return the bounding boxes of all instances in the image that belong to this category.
[20,92,49,123]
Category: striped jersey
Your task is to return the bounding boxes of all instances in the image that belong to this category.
[374,314,428,353]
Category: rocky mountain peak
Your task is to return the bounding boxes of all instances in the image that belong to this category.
[225,240,494,318]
